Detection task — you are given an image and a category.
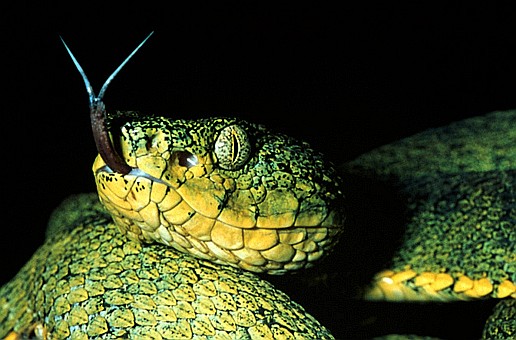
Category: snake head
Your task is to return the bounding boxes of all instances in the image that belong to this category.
[93,115,346,274]
[62,32,345,274]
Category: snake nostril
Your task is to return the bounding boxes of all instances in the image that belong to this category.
[173,150,198,168]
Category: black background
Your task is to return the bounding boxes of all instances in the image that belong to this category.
[2,2,515,339]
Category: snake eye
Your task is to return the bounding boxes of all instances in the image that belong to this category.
[173,150,198,168]
[214,124,251,170]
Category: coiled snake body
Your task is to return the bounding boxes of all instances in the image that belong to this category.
[0,35,514,339]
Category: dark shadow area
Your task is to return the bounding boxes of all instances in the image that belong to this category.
[2,2,515,339]
[265,170,415,338]
[264,168,510,339]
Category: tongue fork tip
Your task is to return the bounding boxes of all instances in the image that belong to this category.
[61,32,154,175]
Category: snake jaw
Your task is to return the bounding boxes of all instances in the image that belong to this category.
[95,163,169,187]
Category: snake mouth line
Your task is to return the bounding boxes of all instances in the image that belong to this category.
[96,165,171,188]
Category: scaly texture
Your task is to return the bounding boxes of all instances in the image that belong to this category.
[482,298,516,339]
[342,110,515,302]
[95,114,345,275]
[1,110,514,339]
[0,194,334,339]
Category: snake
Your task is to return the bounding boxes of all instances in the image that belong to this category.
[0,33,514,339]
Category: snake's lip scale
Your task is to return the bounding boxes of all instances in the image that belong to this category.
[96,165,170,187]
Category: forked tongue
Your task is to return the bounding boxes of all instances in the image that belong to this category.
[61,32,154,174]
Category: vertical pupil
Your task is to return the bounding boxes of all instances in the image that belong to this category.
[214,124,249,170]
[231,130,239,165]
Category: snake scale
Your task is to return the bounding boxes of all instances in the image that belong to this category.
[0,34,514,339]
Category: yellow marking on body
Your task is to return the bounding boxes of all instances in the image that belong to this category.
[366,267,516,302]
[429,273,454,291]
[463,278,493,298]
[390,269,417,283]
[4,332,21,340]
[453,275,474,293]
[414,272,436,286]
[497,280,516,298]
[474,278,494,297]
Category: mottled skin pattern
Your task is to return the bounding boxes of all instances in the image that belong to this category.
[95,113,344,275]
[339,110,515,338]
[0,194,333,339]
[0,112,344,339]
[482,299,515,339]
[0,110,514,339]
[341,110,515,302]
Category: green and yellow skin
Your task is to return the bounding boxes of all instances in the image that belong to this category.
[0,33,514,338]
[341,110,515,303]
[0,194,335,339]
[0,113,345,339]
[94,114,344,275]
[338,110,515,338]
[0,110,513,339]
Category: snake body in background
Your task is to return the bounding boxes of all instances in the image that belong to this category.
[0,35,514,339]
